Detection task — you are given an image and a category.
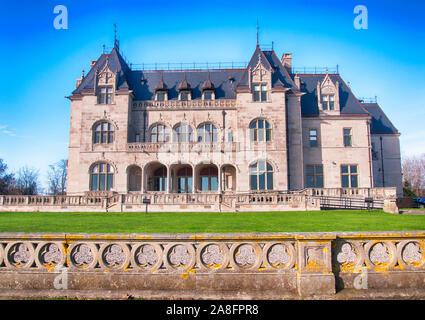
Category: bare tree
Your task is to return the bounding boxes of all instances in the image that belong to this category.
[402,154,425,197]
[47,159,67,195]
[16,166,40,195]
[0,158,16,195]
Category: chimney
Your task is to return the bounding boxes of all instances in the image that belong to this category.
[281,53,292,70]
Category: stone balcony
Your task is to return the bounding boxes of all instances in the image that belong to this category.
[132,99,237,110]
[126,142,239,153]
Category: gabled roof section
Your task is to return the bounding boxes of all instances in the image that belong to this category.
[298,74,369,116]
[362,103,399,134]
[236,46,297,91]
[262,50,298,90]
[71,46,131,95]
[177,73,191,91]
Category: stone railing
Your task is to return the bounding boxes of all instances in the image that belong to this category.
[0,232,423,299]
[0,195,104,207]
[305,187,397,200]
[132,99,237,110]
[126,142,239,153]
[1,188,401,212]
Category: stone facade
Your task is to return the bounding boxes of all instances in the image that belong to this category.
[0,231,424,299]
[65,42,403,201]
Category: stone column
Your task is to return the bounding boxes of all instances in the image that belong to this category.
[295,235,336,297]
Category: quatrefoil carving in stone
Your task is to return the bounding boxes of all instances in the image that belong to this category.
[104,244,125,266]
[169,245,191,267]
[73,244,94,265]
[268,244,290,266]
[402,242,422,264]
[235,244,256,266]
[11,243,30,264]
[370,243,390,264]
[137,245,158,266]
[202,245,224,266]
[337,243,357,264]
[41,244,61,264]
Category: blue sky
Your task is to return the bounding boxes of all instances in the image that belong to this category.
[0,0,424,189]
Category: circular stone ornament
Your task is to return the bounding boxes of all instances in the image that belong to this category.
[229,243,261,271]
[196,242,229,271]
[4,241,35,269]
[334,240,365,272]
[262,242,295,270]
[396,240,424,269]
[364,241,397,268]
[68,242,98,270]
[130,243,163,271]
[99,243,131,270]
[163,243,196,271]
[34,242,66,269]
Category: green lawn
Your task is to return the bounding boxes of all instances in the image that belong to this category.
[0,210,424,233]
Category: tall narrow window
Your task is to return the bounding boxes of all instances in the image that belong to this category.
[197,123,218,143]
[149,166,167,192]
[253,84,267,102]
[94,122,114,144]
[341,165,358,188]
[98,87,113,104]
[173,123,193,143]
[249,161,273,191]
[321,94,334,110]
[306,165,324,188]
[309,129,318,147]
[150,124,170,143]
[90,163,114,191]
[199,166,218,191]
[250,119,272,142]
[343,128,352,147]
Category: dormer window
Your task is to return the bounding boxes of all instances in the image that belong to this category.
[154,74,168,101]
[321,94,335,110]
[98,87,113,104]
[180,91,190,101]
[253,84,267,102]
[156,92,166,101]
[178,73,191,101]
[201,72,215,100]
[318,74,340,112]
[203,91,213,100]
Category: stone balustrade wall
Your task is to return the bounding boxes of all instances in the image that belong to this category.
[0,232,423,299]
[0,192,321,212]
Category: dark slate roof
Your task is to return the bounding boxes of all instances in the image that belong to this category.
[72,47,131,95]
[70,45,378,120]
[298,74,369,115]
[262,50,298,90]
[362,103,399,134]
[129,69,244,100]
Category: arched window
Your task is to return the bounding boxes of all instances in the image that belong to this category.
[250,119,272,142]
[90,163,114,191]
[173,123,194,142]
[150,123,170,143]
[249,161,273,191]
[149,166,167,192]
[199,166,218,191]
[197,123,218,143]
[93,122,114,144]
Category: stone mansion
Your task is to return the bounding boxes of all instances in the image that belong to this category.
[65,41,403,205]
